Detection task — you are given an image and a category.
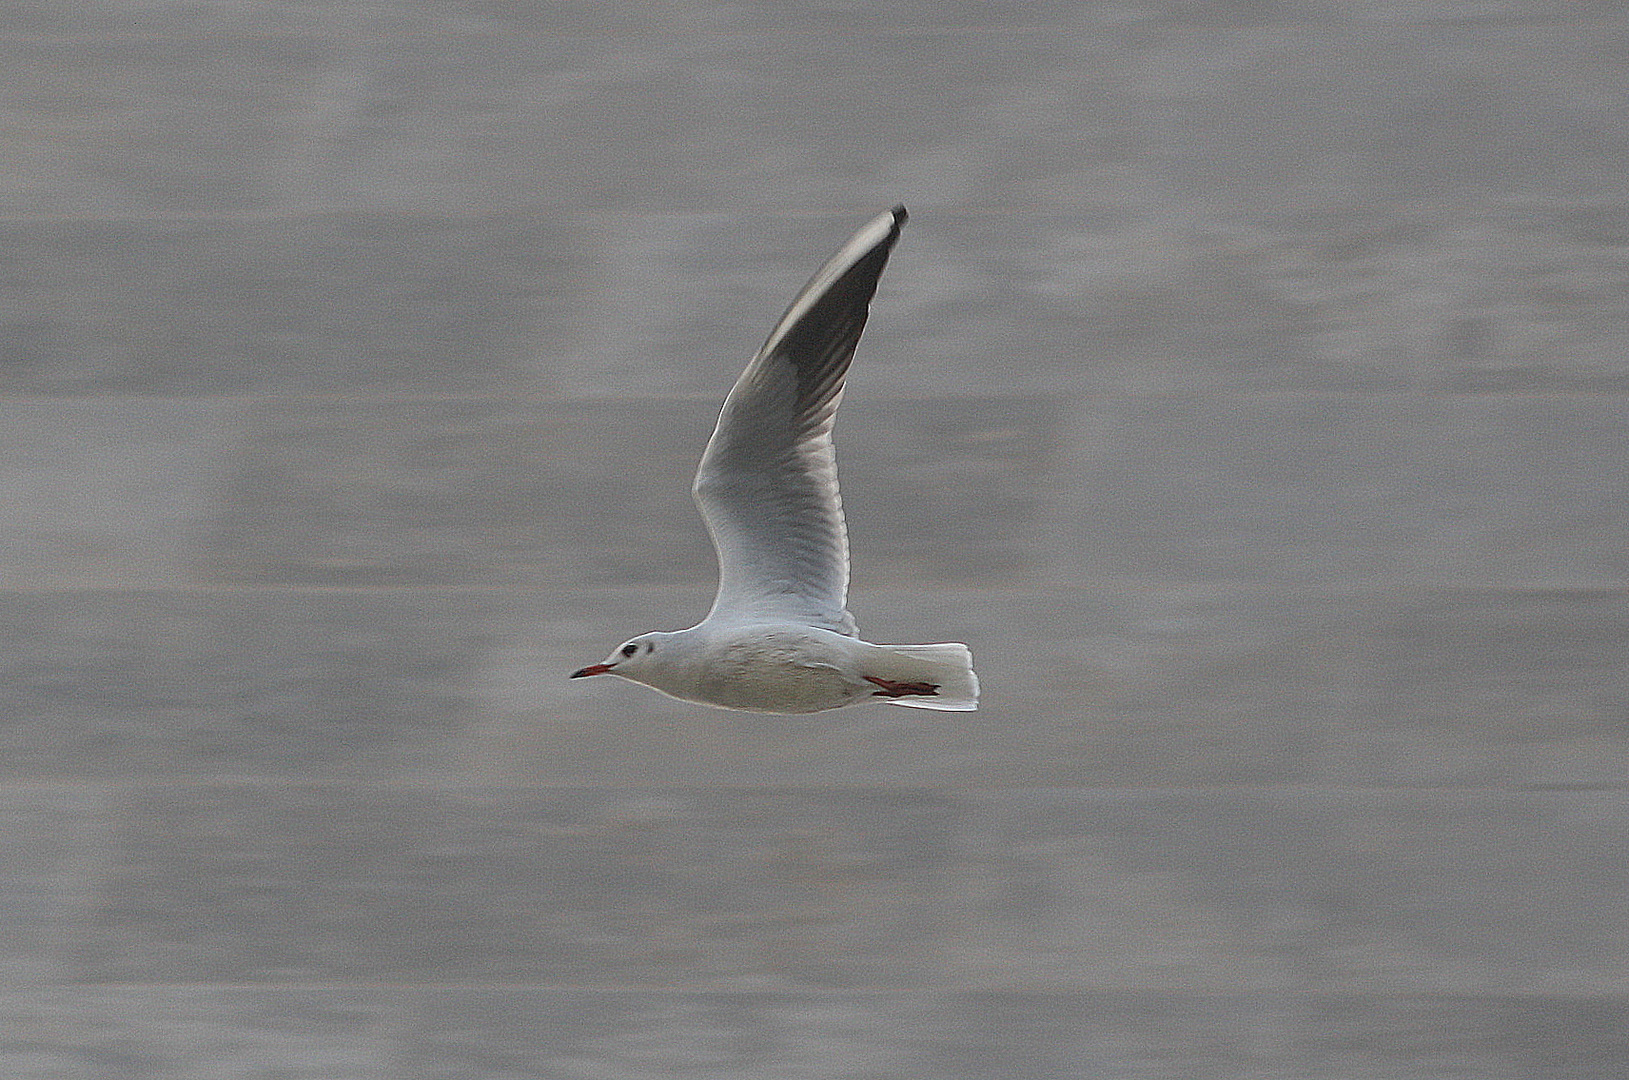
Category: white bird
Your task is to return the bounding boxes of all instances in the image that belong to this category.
[571,206,979,713]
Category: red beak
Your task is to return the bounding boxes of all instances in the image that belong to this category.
[570,662,615,678]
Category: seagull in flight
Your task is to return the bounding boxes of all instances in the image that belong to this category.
[571,206,979,713]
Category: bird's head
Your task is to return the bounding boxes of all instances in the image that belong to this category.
[570,633,672,688]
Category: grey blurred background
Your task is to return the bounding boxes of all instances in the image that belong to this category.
[2,1,1627,1077]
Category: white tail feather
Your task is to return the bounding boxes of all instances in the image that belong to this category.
[867,642,979,711]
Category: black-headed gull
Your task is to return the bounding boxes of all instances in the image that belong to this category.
[571,206,979,713]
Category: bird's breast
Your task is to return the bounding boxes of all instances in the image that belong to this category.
[692,628,863,714]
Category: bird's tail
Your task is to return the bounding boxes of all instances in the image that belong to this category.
[867,642,979,711]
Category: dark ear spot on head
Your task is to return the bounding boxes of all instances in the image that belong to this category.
[644,641,654,654]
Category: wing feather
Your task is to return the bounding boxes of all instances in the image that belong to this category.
[692,206,906,634]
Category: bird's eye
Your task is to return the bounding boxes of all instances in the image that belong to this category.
[621,642,639,658]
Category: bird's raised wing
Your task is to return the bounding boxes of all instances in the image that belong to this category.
[692,206,906,635]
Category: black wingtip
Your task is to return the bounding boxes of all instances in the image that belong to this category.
[892,204,908,226]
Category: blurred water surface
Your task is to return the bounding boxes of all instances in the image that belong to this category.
[2,2,1628,1076]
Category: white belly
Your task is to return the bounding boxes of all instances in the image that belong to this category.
[692,629,864,713]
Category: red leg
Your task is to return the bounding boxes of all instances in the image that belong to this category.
[864,675,940,698]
